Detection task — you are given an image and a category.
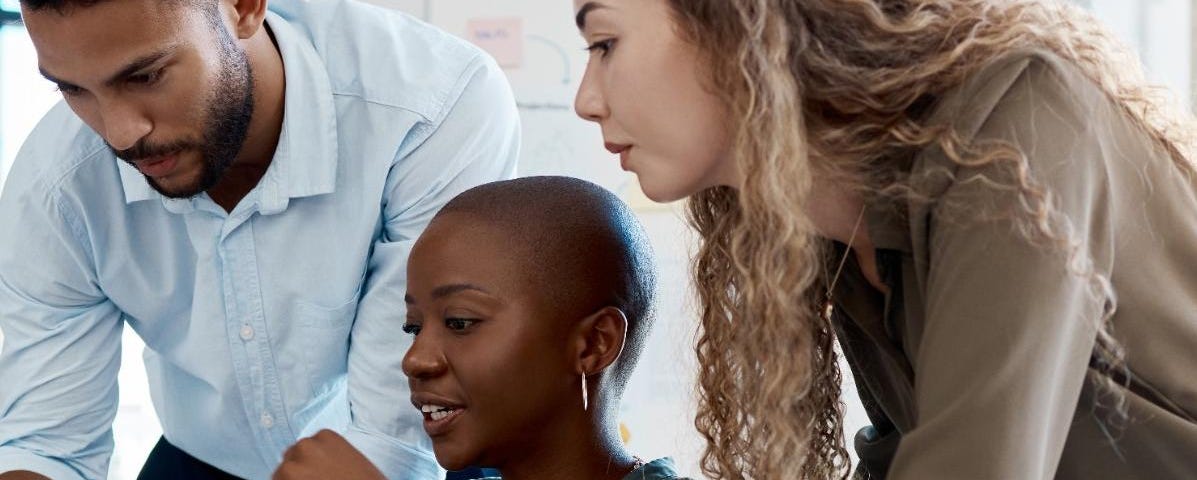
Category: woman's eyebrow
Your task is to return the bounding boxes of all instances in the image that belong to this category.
[576,2,609,30]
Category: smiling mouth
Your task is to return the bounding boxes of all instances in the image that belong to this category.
[420,404,462,421]
[418,404,466,436]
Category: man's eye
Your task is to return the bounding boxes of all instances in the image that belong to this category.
[55,84,83,96]
[129,69,163,86]
[401,323,421,335]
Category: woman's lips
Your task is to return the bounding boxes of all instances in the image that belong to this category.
[422,407,465,437]
[605,143,632,170]
[604,142,630,154]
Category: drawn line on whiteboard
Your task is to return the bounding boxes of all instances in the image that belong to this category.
[517,101,572,111]
[526,34,572,84]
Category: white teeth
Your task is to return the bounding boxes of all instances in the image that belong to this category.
[419,404,459,418]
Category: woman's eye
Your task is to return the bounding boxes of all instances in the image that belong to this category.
[585,38,616,58]
[401,323,421,335]
[444,317,478,331]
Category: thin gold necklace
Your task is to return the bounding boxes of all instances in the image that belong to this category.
[823,205,867,322]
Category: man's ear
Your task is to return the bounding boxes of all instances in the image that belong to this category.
[572,306,629,376]
[220,0,269,40]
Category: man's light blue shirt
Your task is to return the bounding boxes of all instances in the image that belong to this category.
[0,1,519,478]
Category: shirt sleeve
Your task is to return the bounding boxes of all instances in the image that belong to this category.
[888,56,1120,478]
[0,164,123,480]
[340,53,520,478]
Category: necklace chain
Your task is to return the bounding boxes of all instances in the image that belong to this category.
[823,205,867,321]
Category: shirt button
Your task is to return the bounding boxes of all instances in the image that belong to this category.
[260,412,274,428]
[239,325,254,341]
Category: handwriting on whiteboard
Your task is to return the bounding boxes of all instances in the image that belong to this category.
[467,18,524,68]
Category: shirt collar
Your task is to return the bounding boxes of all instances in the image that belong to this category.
[625,457,683,480]
[118,11,338,215]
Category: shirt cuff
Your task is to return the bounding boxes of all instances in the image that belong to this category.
[0,448,86,480]
[341,427,442,480]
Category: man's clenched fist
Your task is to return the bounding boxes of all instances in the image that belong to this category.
[273,430,387,480]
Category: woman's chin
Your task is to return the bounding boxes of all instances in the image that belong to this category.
[637,175,695,204]
[433,446,477,472]
[637,165,738,203]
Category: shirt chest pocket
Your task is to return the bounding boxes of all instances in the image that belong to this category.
[295,285,361,397]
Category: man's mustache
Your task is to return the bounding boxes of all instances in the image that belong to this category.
[112,139,199,162]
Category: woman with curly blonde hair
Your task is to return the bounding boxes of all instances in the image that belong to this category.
[573,0,1197,478]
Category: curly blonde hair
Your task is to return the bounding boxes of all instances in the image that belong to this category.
[667,1,1197,478]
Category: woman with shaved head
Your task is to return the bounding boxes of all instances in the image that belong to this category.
[275,176,689,480]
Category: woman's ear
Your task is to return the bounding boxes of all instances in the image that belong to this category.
[573,306,629,376]
[221,0,270,40]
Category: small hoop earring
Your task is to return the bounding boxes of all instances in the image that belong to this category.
[581,372,589,411]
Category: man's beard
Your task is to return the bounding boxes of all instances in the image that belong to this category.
[112,32,255,199]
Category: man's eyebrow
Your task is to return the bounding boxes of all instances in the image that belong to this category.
[103,47,175,87]
[38,68,74,89]
[39,46,177,91]
[576,2,607,30]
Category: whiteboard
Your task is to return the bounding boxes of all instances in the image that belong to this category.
[379,0,665,212]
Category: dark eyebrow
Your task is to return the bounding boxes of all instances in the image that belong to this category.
[38,68,75,90]
[404,284,493,305]
[104,47,175,87]
[432,284,491,299]
[575,2,606,30]
[39,46,176,91]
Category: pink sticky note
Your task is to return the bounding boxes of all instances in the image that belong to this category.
[467,18,524,68]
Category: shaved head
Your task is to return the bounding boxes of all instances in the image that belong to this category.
[429,176,658,391]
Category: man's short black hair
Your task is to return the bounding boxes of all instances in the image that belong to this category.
[21,0,208,16]
[19,0,100,12]
[432,176,658,395]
